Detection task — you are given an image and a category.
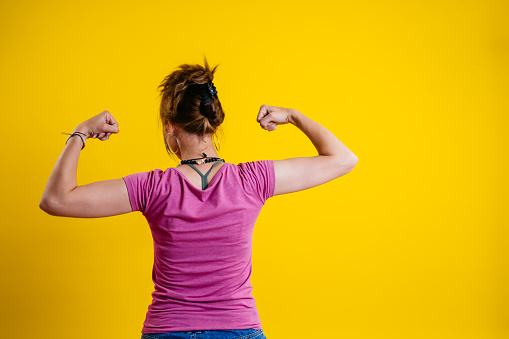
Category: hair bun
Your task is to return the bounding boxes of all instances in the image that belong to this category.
[159,56,225,137]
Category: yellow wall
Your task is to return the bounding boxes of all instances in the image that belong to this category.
[1,1,507,338]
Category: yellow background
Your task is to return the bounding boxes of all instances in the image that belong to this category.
[1,0,507,338]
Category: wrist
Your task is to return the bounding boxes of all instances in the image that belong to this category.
[288,109,301,125]
[73,125,91,139]
[65,132,86,150]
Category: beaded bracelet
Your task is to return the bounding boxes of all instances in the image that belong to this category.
[63,132,87,150]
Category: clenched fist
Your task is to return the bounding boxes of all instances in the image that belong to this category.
[73,110,119,141]
[256,105,296,131]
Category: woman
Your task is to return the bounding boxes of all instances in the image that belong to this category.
[40,58,358,339]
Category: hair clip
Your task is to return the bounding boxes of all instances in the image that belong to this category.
[208,82,218,97]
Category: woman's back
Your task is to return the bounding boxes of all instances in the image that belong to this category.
[39,58,357,338]
[123,160,275,333]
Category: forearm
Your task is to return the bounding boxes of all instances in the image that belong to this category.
[39,111,120,215]
[40,134,84,205]
[289,109,357,163]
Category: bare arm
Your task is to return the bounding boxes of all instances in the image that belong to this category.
[257,105,358,196]
[39,111,132,218]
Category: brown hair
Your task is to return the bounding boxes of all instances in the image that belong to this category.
[158,57,224,147]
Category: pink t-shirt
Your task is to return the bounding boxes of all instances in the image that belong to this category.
[122,160,275,334]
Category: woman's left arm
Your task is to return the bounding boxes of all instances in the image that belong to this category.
[39,110,133,218]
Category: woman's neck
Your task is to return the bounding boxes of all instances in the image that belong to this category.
[179,147,219,161]
[177,133,219,161]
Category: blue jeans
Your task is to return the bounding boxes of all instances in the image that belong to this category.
[141,328,266,339]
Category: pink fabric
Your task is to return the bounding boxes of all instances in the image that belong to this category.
[122,160,275,334]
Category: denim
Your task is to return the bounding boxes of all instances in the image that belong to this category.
[141,328,266,339]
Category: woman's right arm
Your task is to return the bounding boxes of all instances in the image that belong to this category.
[257,105,358,196]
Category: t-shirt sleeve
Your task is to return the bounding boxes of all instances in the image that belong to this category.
[237,160,276,204]
[122,169,162,214]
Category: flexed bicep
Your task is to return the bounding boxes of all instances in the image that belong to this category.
[273,156,356,196]
[40,178,133,218]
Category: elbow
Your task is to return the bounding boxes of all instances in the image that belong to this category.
[347,153,358,168]
[335,153,358,177]
[39,196,62,216]
[338,152,358,167]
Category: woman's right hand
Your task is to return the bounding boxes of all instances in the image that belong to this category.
[257,105,296,131]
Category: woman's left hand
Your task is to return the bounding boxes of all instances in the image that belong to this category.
[73,110,119,141]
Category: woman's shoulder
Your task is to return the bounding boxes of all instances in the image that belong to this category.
[231,160,275,183]
[232,160,275,202]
